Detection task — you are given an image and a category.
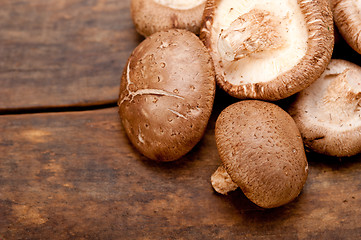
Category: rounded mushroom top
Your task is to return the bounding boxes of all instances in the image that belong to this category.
[331,0,361,54]
[289,59,361,157]
[131,0,206,37]
[118,29,215,161]
[201,0,334,100]
[215,100,308,208]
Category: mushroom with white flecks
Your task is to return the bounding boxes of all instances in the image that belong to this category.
[118,29,216,161]
[289,59,361,157]
[131,0,206,37]
[200,0,334,100]
[212,100,308,208]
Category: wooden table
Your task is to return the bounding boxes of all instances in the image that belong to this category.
[1,1,361,239]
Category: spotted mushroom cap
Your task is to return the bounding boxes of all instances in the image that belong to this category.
[118,29,216,161]
[215,100,308,208]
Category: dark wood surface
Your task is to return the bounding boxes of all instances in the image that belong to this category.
[1,0,361,239]
[0,0,142,112]
[1,106,361,239]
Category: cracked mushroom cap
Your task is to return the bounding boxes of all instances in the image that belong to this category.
[289,59,361,157]
[200,0,334,100]
[131,0,206,37]
[118,29,215,161]
[215,100,308,208]
[331,0,361,54]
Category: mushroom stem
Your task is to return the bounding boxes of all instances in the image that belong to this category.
[211,165,238,195]
[217,9,284,62]
[322,69,361,122]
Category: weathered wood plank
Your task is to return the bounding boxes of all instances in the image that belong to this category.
[0,0,142,111]
[0,104,361,239]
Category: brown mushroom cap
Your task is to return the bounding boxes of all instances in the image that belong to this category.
[332,0,361,54]
[118,29,216,161]
[215,100,308,208]
[131,0,206,37]
[289,59,361,157]
[200,0,334,100]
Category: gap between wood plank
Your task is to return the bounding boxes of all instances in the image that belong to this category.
[0,101,117,116]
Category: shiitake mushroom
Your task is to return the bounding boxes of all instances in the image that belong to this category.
[118,29,215,161]
[131,0,206,37]
[289,59,361,157]
[212,100,308,208]
[200,0,334,100]
[331,0,361,54]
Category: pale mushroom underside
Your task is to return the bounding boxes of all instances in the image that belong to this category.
[289,59,361,156]
[201,0,334,100]
[211,0,308,85]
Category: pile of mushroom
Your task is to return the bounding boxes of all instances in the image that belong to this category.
[119,0,361,208]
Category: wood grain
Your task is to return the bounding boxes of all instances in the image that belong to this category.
[0,0,142,112]
[1,105,361,239]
